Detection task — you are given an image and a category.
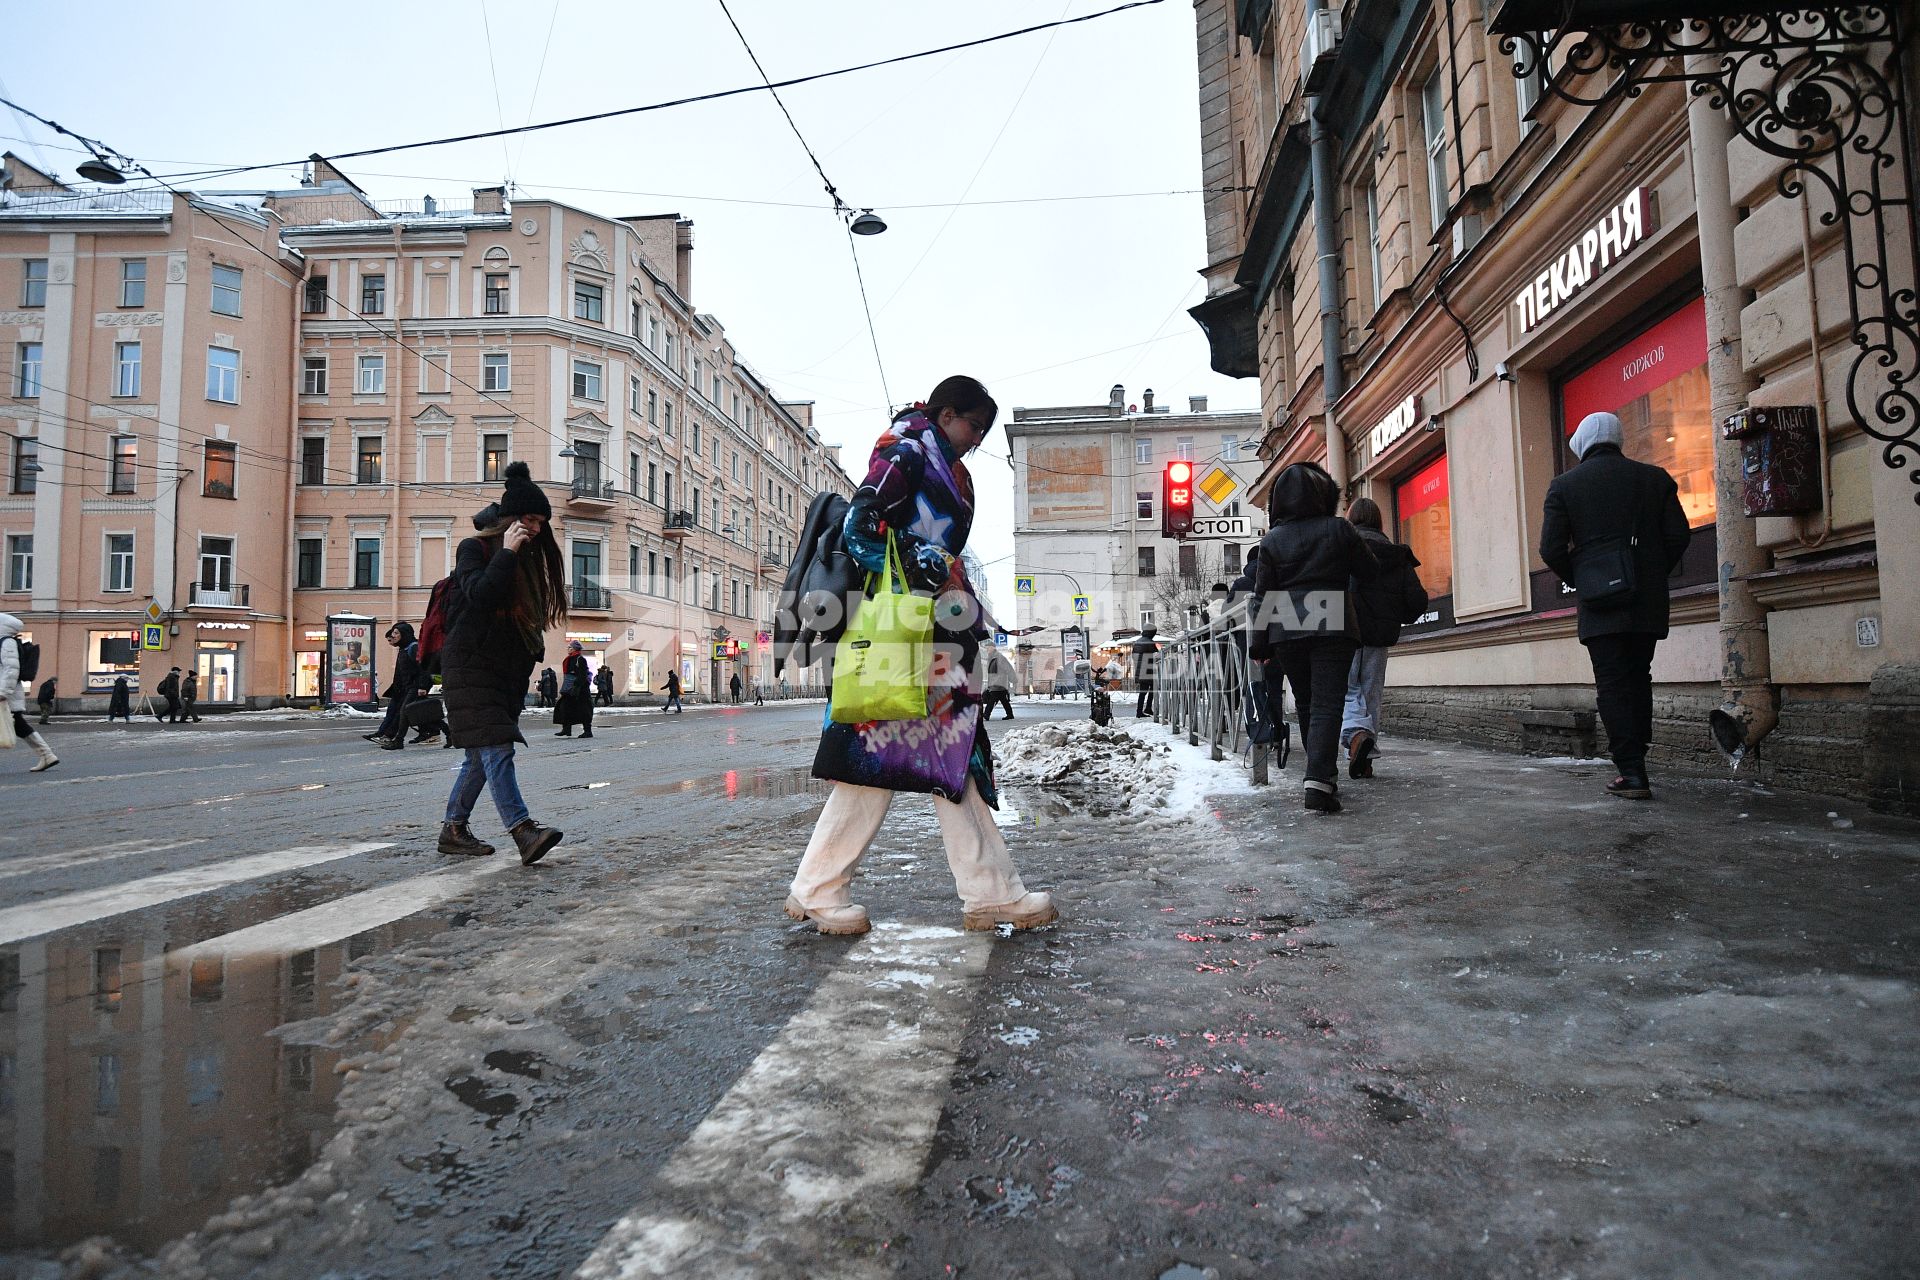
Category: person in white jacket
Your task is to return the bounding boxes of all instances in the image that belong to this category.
[0,613,58,772]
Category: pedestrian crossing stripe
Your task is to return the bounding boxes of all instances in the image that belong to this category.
[1199,466,1237,506]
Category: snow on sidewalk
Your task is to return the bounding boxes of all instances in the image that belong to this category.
[994,717,1258,820]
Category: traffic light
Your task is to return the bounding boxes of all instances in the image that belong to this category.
[1162,460,1195,538]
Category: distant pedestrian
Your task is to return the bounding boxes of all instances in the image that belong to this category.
[35,677,55,724]
[1339,498,1428,779]
[1254,462,1378,814]
[155,667,182,723]
[536,667,558,709]
[375,623,429,750]
[787,377,1055,936]
[554,641,594,738]
[437,462,567,866]
[752,681,765,706]
[180,670,202,723]
[729,671,743,704]
[1130,628,1160,717]
[1,613,57,772]
[595,663,614,707]
[1540,411,1691,801]
[107,675,132,723]
[661,668,683,713]
[980,650,1015,721]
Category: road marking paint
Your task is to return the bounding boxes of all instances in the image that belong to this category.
[574,922,991,1280]
[0,842,393,945]
[172,859,509,959]
[41,762,251,785]
[0,838,208,881]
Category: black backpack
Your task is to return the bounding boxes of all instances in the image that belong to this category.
[10,636,39,685]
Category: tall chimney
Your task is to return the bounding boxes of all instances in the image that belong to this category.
[472,186,506,214]
[1109,384,1125,413]
[1142,388,1155,412]
[675,219,694,301]
[1189,395,1208,413]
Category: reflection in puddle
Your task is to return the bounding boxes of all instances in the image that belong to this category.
[633,767,826,802]
[0,913,450,1253]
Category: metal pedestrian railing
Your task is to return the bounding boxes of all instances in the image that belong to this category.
[1148,597,1273,785]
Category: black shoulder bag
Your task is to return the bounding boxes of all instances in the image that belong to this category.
[1571,480,1644,607]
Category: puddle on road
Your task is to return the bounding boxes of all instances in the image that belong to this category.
[0,904,464,1255]
[628,766,828,802]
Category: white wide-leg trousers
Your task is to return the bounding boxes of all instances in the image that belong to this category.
[789,780,1028,911]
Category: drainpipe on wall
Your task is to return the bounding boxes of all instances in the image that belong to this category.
[1307,0,1349,490]
[283,244,305,706]
[389,222,406,631]
[1688,58,1778,759]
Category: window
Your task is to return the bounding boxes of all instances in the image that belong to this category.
[21,259,46,307]
[692,421,701,454]
[353,537,381,588]
[94,1054,121,1114]
[571,359,602,401]
[692,357,702,390]
[300,437,326,485]
[631,300,642,336]
[11,436,38,493]
[1138,546,1155,577]
[1178,543,1198,576]
[195,537,233,594]
[482,352,509,392]
[573,280,604,323]
[360,273,386,315]
[106,534,135,592]
[1394,453,1452,598]
[110,436,137,493]
[647,461,658,504]
[211,264,242,316]
[646,389,659,424]
[571,539,601,595]
[692,487,701,524]
[303,276,327,314]
[665,333,677,369]
[203,441,236,499]
[120,259,146,308]
[1516,42,1546,130]
[357,353,385,394]
[1137,490,1153,519]
[484,273,509,314]
[1220,434,1241,462]
[648,549,659,593]
[93,947,123,1013]
[296,537,323,588]
[1140,606,1157,630]
[713,373,723,403]
[663,403,673,437]
[301,355,327,395]
[571,440,602,489]
[114,342,141,397]
[647,313,660,349]
[356,436,383,484]
[1422,67,1450,232]
[663,554,673,598]
[1135,438,1152,465]
[482,433,510,482]
[631,376,643,413]
[1364,178,1384,313]
[205,347,238,403]
[1173,436,1194,460]
[629,451,641,495]
[16,343,42,397]
[5,535,30,592]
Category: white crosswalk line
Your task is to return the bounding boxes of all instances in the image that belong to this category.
[0,838,208,881]
[0,842,393,945]
[575,923,992,1280]
[172,859,510,959]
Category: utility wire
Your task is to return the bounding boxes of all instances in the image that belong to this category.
[843,222,893,412]
[477,0,516,185]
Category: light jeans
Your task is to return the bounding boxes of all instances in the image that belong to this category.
[790,780,1028,911]
[444,743,531,832]
[1341,645,1391,748]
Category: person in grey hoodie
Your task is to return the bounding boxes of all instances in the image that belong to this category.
[0,614,58,772]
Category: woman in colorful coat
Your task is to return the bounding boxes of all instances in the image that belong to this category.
[785,375,1056,937]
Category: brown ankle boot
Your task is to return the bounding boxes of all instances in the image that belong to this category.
[509,819,563,866]
[437,821,495,857]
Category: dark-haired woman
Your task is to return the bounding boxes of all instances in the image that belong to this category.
[553,641,594,738]
[786,376,1056,936]
[1253,462,1377,813]
[438,461,568,865]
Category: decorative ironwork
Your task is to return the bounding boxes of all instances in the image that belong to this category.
[1500,7,1919,501]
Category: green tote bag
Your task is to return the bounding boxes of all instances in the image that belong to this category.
[829,533,935,724]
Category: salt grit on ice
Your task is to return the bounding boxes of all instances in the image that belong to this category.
[993,719,1257,820]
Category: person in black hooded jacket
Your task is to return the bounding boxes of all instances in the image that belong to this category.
[1252,462,1378,813]
[1340,498,1428,779]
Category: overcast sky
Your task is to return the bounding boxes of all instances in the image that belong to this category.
[6,0,1258,614]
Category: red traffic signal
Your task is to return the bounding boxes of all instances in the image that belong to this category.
[1162,460,1195,538]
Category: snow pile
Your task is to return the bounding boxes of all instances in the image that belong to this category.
[994,719,1257,820]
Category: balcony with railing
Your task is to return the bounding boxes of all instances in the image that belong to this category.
[760,550,785,575]
[570,584,613,612]
[569,475,617,507]
[188,583,250,609]
[662,510,697,539]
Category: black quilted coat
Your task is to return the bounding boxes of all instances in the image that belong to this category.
[440,535,540,749]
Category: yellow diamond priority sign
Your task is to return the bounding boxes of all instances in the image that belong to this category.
[1198,466,1237,506]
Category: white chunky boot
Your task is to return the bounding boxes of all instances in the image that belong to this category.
[26,732,57,773]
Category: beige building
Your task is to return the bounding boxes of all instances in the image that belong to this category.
[1189,1,1920,806]
[1,155,853,709]
[1008,385,1265,690]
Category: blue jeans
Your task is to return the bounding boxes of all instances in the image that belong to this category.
[1341,645,1390,747]
[444,744,530,831]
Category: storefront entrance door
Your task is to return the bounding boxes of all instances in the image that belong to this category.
[197,646,239,703]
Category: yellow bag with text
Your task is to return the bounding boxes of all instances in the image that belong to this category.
[829,534,934,723]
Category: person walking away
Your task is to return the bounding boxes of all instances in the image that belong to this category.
[595,663,614,707]
[661,668,683,713]
[437,462,567,865]
[1340,498,1428,779]
[1540,411,1691,800]
[1254,462,1378,813]
[787,376,1056,936]
[536,667,557,709]
[180,670,202,723]
[553,641,594,739]
[1131,628,1160,717]
[155,667,182,723]
[1,614,57,772]
[108,674,132,724]
[35,677,55,724]
[752,680,765,706]
[980,650,1015,721]
[729,671,743,704]
[376,623,428,750]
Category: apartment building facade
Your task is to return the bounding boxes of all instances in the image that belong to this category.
[1189,1,1920,804]
[1008,385,1265,690]
[1,155,853,709]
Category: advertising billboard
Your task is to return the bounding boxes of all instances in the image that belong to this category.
[326,614,377,706]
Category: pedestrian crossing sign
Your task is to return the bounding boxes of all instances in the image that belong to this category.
[1072,594,1090,615]
[141,624,164,650]
[1015,576,1036,596]
[1199,466,1238,506]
